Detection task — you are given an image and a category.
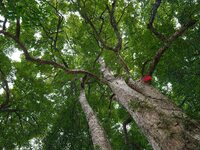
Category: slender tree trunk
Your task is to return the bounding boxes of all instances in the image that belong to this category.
[99,58,200,150]
[79,89,112,150]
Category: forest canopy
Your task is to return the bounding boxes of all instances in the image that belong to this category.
[0,0,200,149]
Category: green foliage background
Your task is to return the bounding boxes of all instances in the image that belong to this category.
[0,0,199,149]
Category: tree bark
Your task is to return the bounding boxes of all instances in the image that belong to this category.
[79,89,112,150]
[99,57,200,150]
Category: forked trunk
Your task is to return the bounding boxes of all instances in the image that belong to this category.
[99,58,200,150]
[79,89,112,150]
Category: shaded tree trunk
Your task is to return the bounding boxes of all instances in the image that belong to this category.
[99,58,200,150]
[79,89,112,150]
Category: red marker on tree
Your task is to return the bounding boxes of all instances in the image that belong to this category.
[142,75,152,83]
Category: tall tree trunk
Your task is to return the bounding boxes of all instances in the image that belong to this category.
[79,89,112,150]
[99,58,200,150]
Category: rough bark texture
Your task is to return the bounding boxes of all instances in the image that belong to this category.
[79,89,112,150]
[99,57,200,150]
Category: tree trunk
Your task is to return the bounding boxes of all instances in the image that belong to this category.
[79,89,112,150]
[99,58,200,150]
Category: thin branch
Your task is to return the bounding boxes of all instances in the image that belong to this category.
[54,16,63,49]
[147,19,197,76]
[98,8,107,34]
[0,69,11,110]
[147,0,166,41]
[43,1,69,68]
[108,93,115,117]
[123,115,132,146]
[141,59,151,76]
[77,0,122,52]
[3,18,7,30]
[81,12,115,51]
[16,18,20,39]
[53,15,69,68]
[117,4,129,24]
[147,1,197,76]
[148,0,161,26]
[117,54,130,75]
[167,20,197,42]
[0,30,103,82]
[93,50,103,68]
[106,0,122,52]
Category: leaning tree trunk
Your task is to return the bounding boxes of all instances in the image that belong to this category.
[79,89,112,150]
[99,58,200,150]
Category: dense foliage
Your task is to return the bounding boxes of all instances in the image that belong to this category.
[0,0,199,149]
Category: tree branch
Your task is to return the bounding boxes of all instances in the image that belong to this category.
[0,30,102,81]
[98,8,106,34]
[117,4,129,24]
[16,18,20,39]
[106,0,122,52]
[0,68,11,110]
[123,115,132,146]
[3,18,7,30]
[77,0,122,52]
[53,15,69,68]
[147,0,166,41]
[43,1,69,68]
[81,12,115,51]
[147,19,197,76]
[117,54,130,75]
[167,20,197,42]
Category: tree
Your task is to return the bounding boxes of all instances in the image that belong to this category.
[0,0,200,149]
[79,84,112,150]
